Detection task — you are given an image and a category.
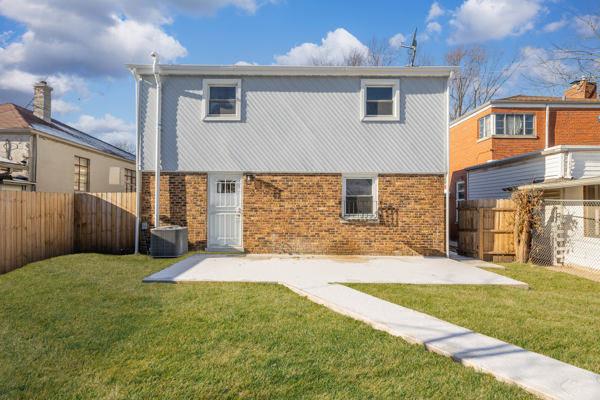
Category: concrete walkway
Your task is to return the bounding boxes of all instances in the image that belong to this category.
[144,254,600,400]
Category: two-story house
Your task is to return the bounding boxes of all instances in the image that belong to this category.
[128,62,455,255]
[0,82,135,192]
[449,79,600,239]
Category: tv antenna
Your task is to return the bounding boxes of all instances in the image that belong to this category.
[398,28,418,67]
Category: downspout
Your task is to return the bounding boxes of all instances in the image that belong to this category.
[129,68,142,253]
[445,73,452,257]
[151,52,162,228]
[545,104,550,149]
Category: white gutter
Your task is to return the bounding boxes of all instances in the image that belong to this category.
[151,52,162,228]
[129,68,142,253]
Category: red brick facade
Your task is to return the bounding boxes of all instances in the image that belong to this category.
[140,172,446,256]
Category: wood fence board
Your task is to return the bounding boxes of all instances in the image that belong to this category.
[0,191,136,274]
[458,199,516,262]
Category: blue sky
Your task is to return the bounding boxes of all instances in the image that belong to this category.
[0,0,597,148]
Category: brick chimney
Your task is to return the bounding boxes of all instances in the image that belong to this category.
[564,78,597,99]
[33,81,53,121]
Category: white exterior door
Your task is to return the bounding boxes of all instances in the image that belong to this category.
[208,174,243,250]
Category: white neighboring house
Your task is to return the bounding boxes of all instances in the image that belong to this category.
[466,145,600,271]
[0,81,135,192]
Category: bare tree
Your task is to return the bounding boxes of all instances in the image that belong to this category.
[111,139,136,155]
[446,46,518,119]
[309,36,402,67]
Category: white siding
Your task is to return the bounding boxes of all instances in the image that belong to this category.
[139,75,448,174]
[570,151,600,179]
[468,154,563,200]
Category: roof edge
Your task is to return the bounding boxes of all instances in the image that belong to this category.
[126,64,458,77]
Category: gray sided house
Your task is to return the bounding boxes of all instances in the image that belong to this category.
[128,64,454,255]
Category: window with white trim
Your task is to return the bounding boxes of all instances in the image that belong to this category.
[360,80,399,121]
[342,176,378,219]
[478,114,535,139]
[456,180,465,223]
[203,79,241,121]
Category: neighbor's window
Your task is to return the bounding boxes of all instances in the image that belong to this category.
[456,180,465,223]
[217,180,236,194]
[124,168,135,192]
[479,114,535,138]
[478,115,492,139]
[343,176,378,219]
[74,156,90,192]
[495,114,535,136]
[203,79,241,121]
[584,185,600,238]
[361,80,399,121]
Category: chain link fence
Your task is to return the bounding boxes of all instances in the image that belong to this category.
[531,199,600,272]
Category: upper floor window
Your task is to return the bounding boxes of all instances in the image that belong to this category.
[478,114,535,139]
[74,156,89,192]
[342,175,378,220]
[203,79,241,121]
[360,79,400,121]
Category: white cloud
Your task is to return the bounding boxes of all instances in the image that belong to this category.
[542,19,567,33]
[427,2,444,21]
[388,33,406,49]
[234,61,258,66]
[508,46,574,89]
[53,99,80,114]
[0,0,271,101]
[448,0,542,44]
[70,114,136,148]
[274,28,368,66]
[427,21,442,34]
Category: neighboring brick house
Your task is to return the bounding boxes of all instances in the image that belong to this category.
[449,79,600,239]
[129,62,455,255]
[0,82,135,192]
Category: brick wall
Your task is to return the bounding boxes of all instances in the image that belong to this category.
[140,172,446,256]
[140,172,207,252]
[552,108,600,146]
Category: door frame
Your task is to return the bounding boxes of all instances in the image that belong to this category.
[206,172,244,252]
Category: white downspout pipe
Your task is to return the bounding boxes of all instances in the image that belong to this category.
[151,52,162,228]
[445,74,452,257]
[545,104,550,149]
[130,68,142,253]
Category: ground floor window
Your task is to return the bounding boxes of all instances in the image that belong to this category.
[74,156,90,192]
[456,180,465,223]
[584,185,600,238]
[342,175,378,219]
[124,168,135,192]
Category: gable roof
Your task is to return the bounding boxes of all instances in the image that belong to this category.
[0,103,134,161]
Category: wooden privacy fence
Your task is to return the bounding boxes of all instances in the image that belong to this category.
[458,199,516,262]
[0,191,136,274]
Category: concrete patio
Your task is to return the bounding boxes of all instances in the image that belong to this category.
[143,253,528,287]
[144,254,600,400]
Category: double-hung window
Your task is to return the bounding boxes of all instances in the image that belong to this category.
[360,79,400,121]
[203,79,241,121]
[478,115,492,139]
[342,175,378,219]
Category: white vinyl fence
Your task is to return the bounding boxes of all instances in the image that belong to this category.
[531,200,600,272]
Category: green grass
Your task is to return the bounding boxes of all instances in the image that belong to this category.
[0,254,532,399]
[351,263,600,374]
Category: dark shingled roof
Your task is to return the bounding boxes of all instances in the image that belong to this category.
[0,103,134,161]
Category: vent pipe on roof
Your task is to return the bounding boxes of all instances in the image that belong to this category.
[151,52,162,229]
[33,81,52,122]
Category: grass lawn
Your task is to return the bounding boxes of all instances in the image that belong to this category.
[0,254,533,399]
[352,263,600,375]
